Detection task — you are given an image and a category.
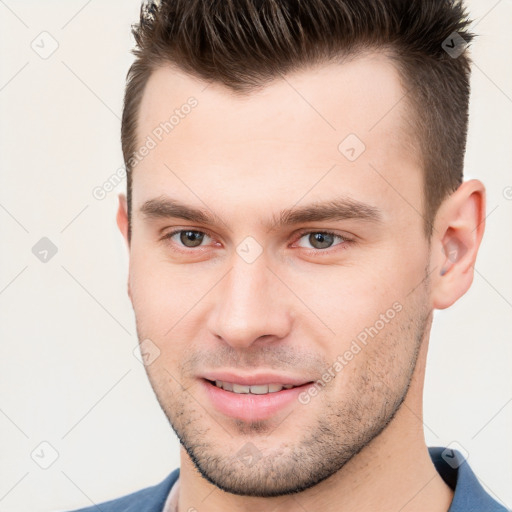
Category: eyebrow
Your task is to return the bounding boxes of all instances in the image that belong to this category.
[139,195,382,231]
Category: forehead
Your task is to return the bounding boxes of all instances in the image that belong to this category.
[137,52,414,147]
[132,53,422,226]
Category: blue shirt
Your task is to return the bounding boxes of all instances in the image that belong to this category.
[66,447,508,511]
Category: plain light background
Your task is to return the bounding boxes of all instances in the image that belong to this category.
[0,1,511,511]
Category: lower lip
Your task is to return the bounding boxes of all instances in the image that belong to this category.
[201,379,312,422]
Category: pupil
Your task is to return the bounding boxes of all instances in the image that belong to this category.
[309,232,333,249]
[181,231,203,247]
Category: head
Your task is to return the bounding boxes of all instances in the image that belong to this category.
[117,0,485,498]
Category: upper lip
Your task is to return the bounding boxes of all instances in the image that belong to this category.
[201,371,313,387]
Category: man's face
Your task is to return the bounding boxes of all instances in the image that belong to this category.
[123,53,433,496]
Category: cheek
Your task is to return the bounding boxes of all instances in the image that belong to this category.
[293,249,427,361]
[128,248,220,360]
[291,266,398,334]
[129,247,197,313]
[329,299,424,403]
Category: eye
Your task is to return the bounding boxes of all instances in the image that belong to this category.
[296,231,347,250]
[164,229,212,248]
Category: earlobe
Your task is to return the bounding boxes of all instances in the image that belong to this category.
[430,180,486,310]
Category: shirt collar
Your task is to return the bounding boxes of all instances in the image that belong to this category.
[428,446,507,511]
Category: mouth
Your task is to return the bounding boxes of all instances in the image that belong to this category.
[200,377,314,422]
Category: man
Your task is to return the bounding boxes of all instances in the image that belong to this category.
[68,0,507,510]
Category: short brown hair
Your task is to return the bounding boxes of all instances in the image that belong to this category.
[121,0,474,240]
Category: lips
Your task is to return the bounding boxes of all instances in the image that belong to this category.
[200,372,314,421]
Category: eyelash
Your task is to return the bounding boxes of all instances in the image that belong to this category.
[161,228,353,254]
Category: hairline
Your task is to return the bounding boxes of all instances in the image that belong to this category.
[126,48,430,239]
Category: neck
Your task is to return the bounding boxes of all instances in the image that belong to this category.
[177,339,453,512]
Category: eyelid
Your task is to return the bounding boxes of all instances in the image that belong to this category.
[291,229,351,249]
[161,228,216,248]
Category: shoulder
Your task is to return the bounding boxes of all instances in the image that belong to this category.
[429,447,509,512]
[62,468,180,512]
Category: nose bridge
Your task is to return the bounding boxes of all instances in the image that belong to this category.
[208,254,291,347]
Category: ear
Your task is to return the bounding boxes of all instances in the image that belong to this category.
[116,193,130,247]
[116,193,132,299]
[430,180,486,309]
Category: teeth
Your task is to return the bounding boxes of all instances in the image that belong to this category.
[213,380,296,394]
[232,383,250,393]
[250,384,269,394]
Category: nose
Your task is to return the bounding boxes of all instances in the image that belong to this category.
[207,256,293,349]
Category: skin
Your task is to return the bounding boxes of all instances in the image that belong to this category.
[116,53,486,512]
